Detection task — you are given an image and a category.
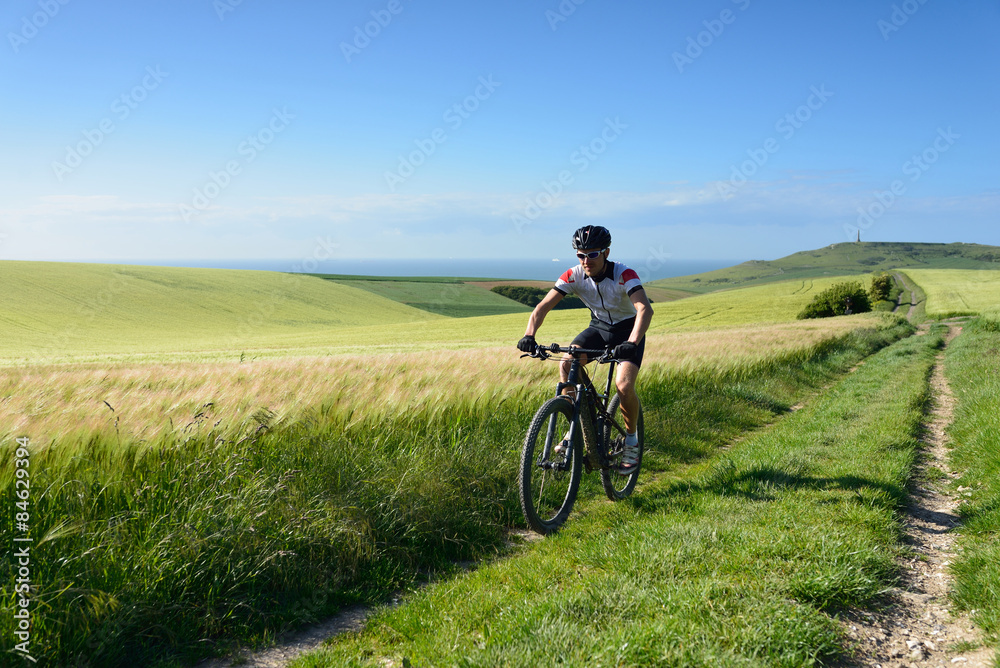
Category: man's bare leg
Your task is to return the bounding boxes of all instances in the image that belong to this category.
[615,361,640,433]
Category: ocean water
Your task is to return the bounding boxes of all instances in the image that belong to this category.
[108,258,740,282]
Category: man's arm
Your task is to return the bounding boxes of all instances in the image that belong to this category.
[524,288,565,337]
[627,288,653,344]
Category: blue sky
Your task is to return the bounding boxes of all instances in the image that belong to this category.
[1,0,997,265]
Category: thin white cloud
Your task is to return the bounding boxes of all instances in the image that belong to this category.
[2,183,996,261]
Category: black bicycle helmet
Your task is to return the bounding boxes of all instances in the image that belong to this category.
[571,225,611,250]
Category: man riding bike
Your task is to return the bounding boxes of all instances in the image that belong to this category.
[517,225,653,471]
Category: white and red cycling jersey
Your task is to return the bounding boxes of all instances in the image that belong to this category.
[554,261,644,327]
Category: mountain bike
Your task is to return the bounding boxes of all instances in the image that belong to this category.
[518,343,645,534]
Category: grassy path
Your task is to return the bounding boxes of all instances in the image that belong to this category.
[944,318,1000,652]
[291,329,943,667]
[893,271,927,322]
[838,325,994,667]
[891,272,912,317]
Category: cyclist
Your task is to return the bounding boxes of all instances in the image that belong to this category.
[517,225,653,471]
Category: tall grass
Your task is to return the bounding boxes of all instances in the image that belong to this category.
[298,323,941,667]
[905,269,1000,319]
[943,316,1000,644]
[0,317,881,448]
[0,318,912,666]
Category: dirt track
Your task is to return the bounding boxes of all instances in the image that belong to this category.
[892,272,921,320]
[838,325,993,668]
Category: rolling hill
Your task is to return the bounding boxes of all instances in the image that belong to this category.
[0,261,442,361]
[649,241,1000,294]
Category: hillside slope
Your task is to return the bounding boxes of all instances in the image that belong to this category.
[0,261,441,360]
[650,242,1000,294]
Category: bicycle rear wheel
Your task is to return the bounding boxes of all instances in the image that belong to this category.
[519,396,583,534]
[600,394,644,500]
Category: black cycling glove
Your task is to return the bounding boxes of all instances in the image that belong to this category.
[613,341,637,360]
[517,335,537,353]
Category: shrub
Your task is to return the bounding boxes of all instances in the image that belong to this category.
[869,272,893,303]
[490,285,585,310]
[797,281,871,319]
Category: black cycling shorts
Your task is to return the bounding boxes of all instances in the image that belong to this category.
[571,317,645,368]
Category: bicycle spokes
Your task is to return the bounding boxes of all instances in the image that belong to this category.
[519,397,582,534]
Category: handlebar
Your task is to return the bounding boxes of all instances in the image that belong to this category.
[521,343,615,363]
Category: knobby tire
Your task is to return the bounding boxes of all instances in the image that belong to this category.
[600,394,644,501]
[519,396,583,534]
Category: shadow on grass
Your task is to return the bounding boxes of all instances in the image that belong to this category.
[630,465,907,513]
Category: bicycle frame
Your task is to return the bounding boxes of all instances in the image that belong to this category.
[519,342,646,533]
[547,346,629,470]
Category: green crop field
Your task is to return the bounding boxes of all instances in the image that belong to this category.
[903,269,1000,318]
[322,278,531,317]
[0,261,874,365]
[645,275,856,330]
[0,261,442,362]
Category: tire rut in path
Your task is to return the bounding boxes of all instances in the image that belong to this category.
[891,272,919,321]
[195,605,371,668]
[839,325,994,668]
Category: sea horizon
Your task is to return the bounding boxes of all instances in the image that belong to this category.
[37,257,743,282]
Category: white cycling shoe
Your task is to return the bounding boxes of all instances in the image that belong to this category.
[617,435,640,473]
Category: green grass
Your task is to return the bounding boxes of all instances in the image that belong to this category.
[650,242,1000,294]
[900,271,927,322]
[943,317,1000,646]
[0,261,442,362]
[0,262,881,366]
[324,279,531,317]
[645,275,865,331]
[295,324,940,667]
[0,320,915,666]
[903,269,1000,319]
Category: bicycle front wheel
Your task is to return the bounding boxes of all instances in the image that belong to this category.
[519,396,583,535]
[600,394,644,501]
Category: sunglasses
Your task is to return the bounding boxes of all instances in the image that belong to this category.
[576,249,606,260]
